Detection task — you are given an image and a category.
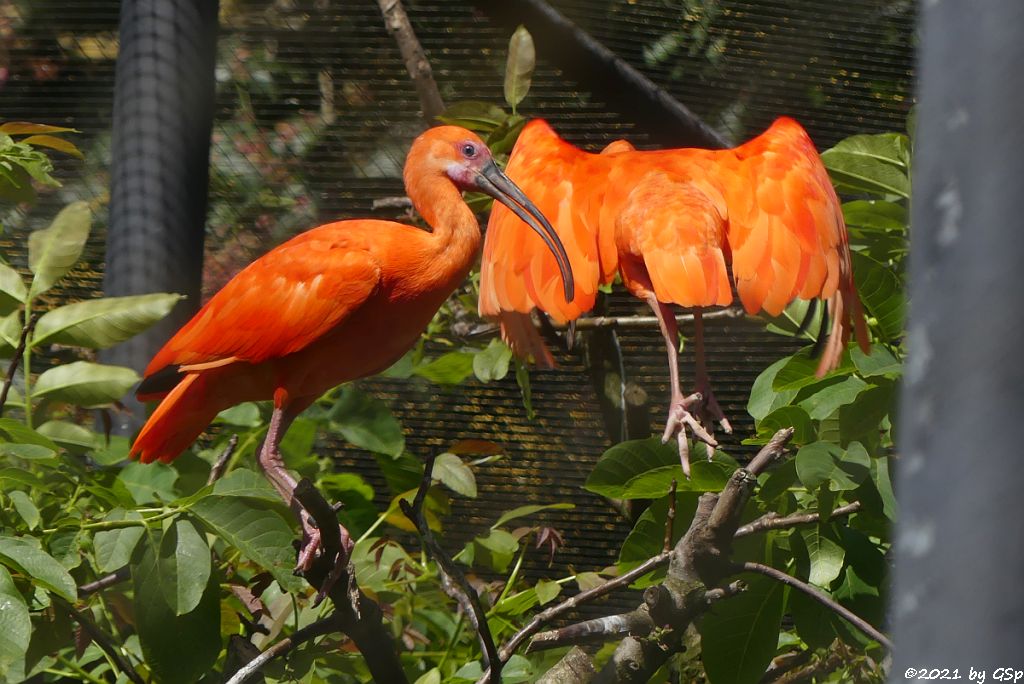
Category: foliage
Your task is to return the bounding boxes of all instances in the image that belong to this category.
[0,122,82,207]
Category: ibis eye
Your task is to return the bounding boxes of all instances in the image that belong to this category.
[461,143,478,158]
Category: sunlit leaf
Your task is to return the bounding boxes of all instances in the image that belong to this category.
[0,565,30,679]
[851,251,904,342]
[585,438,735,499]
[432,452,477,498]
[413,351,475,385]
[0,264,25,315]
[473,338,512,383]
[27,201,91,298]
[33,293,183,349]
[158,518,211,615]
[93,510,145,572]
[0,536,76,601]
[492,502,574,529]
[504,25,535,111]
[33,361,138,407]
[20,135,83,159]
[7,492,39,530]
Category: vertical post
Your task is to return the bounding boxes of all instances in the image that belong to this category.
[103,0,219,430]
[892,0,1024,669]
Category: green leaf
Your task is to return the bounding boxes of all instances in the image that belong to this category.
[851,251,904,342]
[33,361,139,407]
[432,452,477,497]
[90,435,131,466]
[158,519,211,615]
[797,376,869,420]
[795,441,869,491]
[33,293,183,349]
[190,495,303,591]
[789,584,841,650]
[0,443,55,461]
[26,201,91,298]
[773,351,854,391]
[619,493,700,581]
[747,356,799,421]
[534,578,561,605]
[492,502,574,529]
[215,402,262,427]
[0,535,76,601]
[842,200,908,232]
[699,574,785,684]
[93,510,146,572]
[585,438,735,499]
[412,351,476,385]
[8,492,39,530]
[754,406,816,445]
[133,537,221,684]
[473,338,513,383]
[822,133,910,198]
[504,25,536,110]
[851,345,902,378]
[0,264,25,315]
[473,529,518,572]
[36,420,98,453]
[212,468,279,502]
[838,385,893,447]
[0,565,30,679]
[329,386,404,457]
[436,101,508,131]
[0,419,58,450]
[800,525,845,586]
[117,462,179,504]
[414,668,441,684]
[871,455,898,520]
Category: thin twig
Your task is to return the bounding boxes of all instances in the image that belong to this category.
[207,434,239,484]
[224,615,341,684]
[0,312,37,418]
[663,478,678,553]
[760,649,813,684]
[737,562,892,650]
[402,454,501,683]
[79,567,131,597]
[735,502,862,538]
[55,598,144,684]
[497,551,671,662]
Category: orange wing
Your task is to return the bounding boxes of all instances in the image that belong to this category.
[479,120,604,324]
[143,222,382,382]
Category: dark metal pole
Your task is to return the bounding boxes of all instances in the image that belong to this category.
[103,0,218,430]
[892,0,1024,671]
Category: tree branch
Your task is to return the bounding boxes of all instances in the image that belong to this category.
[224,615,341,684]
[56,598,144,684]
[735,502,862,538]
[736,562,892,649]
[375,0,446,124]
[402,453,501,683]
[0,312,37,418]
[207,434,239,484]
[79,567,131,597]
[536,646,596,684]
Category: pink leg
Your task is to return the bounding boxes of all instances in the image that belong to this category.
[646,295,717,478]
[258,405,352,572]
[692,310,733,461]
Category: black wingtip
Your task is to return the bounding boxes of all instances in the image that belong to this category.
[136,365,184,398]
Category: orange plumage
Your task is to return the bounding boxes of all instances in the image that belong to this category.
[479,117,870,474]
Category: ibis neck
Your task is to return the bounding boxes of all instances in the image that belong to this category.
[408,175,482,270]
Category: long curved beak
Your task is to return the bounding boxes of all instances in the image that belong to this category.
[475,160,575,303]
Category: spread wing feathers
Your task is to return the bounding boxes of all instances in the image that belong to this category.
[480,120,602,324]
[143,225,382,380]
[615,171,732,308]
[722,117,846,316]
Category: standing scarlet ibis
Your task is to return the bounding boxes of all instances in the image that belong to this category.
[479,118,869,476]
[130,125,574,569]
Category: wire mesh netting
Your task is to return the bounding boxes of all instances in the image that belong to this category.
[2,0,915,617]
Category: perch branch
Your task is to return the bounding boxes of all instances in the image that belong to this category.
[224,615,341,684]
[663,478,677,552]
[376,0,446,123]
[402,454,501,683]
[79,567,131,597]
[737,562,892,650]
[0,312,37,418]
[735,502,862,538]
[56,598,144,684]
[537,646,596,684]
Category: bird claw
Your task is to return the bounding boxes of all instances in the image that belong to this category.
[295,511,354,607]
[692,378,732,459]
[661,392,718,479]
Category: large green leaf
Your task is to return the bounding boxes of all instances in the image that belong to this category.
[8,492,39,530]
[133,537,221,684]
[36,420,99,453]
[158,519,211,615]
[789,582,842,650]
[190,495,302,591]
[618,493,700,580]
[329,385,404,457]
[772,351,854,391]
[851,345,902,378]
[822,133,910,198]
[492,502,574,529]
[0,536,76,601]
[93,509,145,572]
[436,101,507,131]
[0,264,26,315]
[432,452,477,498]
[117,462,179,504]
[0,419,59,450]
[27,201,91,298]
[33,361,139,407]
[412,351,476,385]
[851,251,904,341]
[504,25,535,110]
[699,574,785,684]
[754,406,816,445]
[795,441,870,492]
[797,376,869,420]
[211,468,279,502]
[838,385,894,447]
[33,293,183,349]
[473,338,513,383]
[0,565,30,679]
[799,524,845,586]
[747,356,799,421]
[842,200,907,232]
[584,438,735,499]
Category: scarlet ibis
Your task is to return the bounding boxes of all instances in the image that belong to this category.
[479,118,869,476]
[131,125,574,568]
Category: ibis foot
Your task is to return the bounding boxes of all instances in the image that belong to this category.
[661,392,718,479]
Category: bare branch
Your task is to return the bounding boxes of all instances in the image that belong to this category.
[737,562,892,650]
[207,434,239,484]
[402,454,501,682]
[0,312,38,418]
[527,606,652,652]
[537,646,596,684]
[375,0,446,123]
[56,598,144,684]
[663,478,677,553]
[79,567,131,597]
[760,649,813,684]
[371,196,414,211]
[224,615,340,684]
[746,428,796,476]
[735,502,862,538]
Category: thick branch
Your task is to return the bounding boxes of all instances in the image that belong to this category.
[735,502,862,538]
[79,567,131,597]
[376,0,446,123]
[0,312,37,418]
[537,646,596,684]
[402,454,501,682]
[56,598,144,684]
[224,615,341,684]
[737,562,892,649]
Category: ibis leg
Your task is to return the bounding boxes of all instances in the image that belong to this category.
[646,295,717,478]
[258,405,352,573]
[692,309,732,460]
